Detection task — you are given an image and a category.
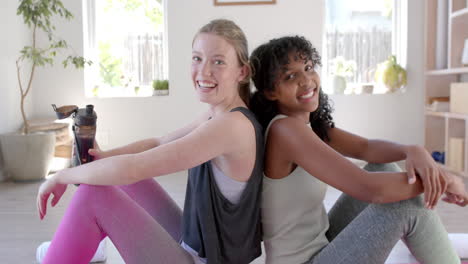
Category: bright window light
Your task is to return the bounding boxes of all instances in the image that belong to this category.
[83,0,168,98]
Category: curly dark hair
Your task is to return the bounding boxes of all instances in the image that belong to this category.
[250,36,335,142]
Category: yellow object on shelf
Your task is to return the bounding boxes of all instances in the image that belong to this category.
[450,82,468,114]
[448,137,465,173]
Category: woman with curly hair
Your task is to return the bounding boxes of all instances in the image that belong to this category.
[250,35,467,264]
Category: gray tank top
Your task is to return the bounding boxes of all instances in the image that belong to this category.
[181,164,247,263]
[181,107,264,264]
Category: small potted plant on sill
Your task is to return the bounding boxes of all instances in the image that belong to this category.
[152,79,169,96]
[329,56,356,94]
[0,0,91,181]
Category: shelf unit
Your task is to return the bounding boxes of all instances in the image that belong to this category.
[424,0,468,177]
[426,67,468,75]
[426,111,468,120]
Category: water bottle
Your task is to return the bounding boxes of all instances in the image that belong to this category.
[52,104,97,166]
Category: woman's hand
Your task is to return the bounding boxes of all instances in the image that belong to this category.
[405,145,448,209]
[37,174,67,220]
[88,140,107,160]
[443,173,468,207]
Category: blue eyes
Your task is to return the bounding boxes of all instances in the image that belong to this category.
[191,56,225,65]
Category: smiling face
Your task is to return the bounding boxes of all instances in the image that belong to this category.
[191,33,247,107]
[266,52,321,122]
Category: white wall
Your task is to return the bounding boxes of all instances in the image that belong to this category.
[0,2,31,134]
[5,0,424,149]
[0,2,31,180]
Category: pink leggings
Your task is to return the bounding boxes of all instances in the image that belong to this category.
[42,179,194,264]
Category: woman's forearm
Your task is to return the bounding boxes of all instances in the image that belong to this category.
[54,154,139,186]
[364,171,424,203]
[362,139,410,163]
[284,120,424,204]
[104,138,159,157]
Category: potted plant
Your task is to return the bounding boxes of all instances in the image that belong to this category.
[329,56,356,94]
[152,79,169,96]
[0,0,91,181]
[134,86,141,95]
[374,55,407,93]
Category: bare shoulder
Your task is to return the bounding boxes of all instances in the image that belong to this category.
[190,110,212,128]
[213,110,256,136]
[198,110,212,122]
[264,117,319,178]
[268,117,314,143]
[266,116,331,165]
[157,110,212,145]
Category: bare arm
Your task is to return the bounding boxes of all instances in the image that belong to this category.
[326,127,447,208]
[52,112,249,186]
[269,118,423,204]
[443,174,468,207]
[92,111,211,158]
[327,127,407,162]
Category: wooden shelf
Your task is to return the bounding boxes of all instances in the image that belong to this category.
[426,111,468,120]
[426,67,468,75]
[451,7,468,19]
[425,0,468,180]
[425,111,446,118]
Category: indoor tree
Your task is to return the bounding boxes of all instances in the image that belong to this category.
[16,0,91,134]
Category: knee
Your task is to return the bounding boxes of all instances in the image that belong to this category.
[363,162,402,172]
[74,184,117,203]
[397,195,426,210]
[378,195,429,216]
[397,198,441,231]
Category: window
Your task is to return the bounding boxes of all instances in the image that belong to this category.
[322,0,407,94]
[83,0,168,97]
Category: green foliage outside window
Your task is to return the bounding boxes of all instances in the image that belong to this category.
[104,0,163,30]
[94,0,164,92]
[98,42,123,87]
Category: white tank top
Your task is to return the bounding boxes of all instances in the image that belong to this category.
[212,162,247,204]
[262,115,330,264]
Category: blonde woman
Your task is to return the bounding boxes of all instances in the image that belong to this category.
[37,19,263,264]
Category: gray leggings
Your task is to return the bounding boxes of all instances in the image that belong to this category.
[304,163,460,264]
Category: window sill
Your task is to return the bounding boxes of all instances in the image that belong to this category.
[85,85,169,98]
[324,81,405,95]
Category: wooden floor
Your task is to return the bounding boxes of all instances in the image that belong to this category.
[1,172,467,264]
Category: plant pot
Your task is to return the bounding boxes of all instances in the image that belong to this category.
[361,84,374,94]
[0,132,56,181]
[332,75,347,94]
[153,89,169,96]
